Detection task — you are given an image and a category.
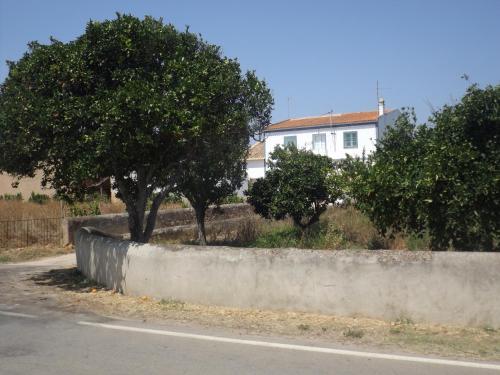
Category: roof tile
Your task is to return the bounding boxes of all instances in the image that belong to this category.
[247,141,264,160]
[265,111,385,131]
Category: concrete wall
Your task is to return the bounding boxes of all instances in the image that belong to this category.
[377,109,401,139]
[76,228,500,328]
[63,203,252,244]
[247,159,265,179]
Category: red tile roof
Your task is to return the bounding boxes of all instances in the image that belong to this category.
[247,141,264,160]
[265,111,386,131]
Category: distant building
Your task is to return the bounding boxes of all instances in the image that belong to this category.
[0,171,111,201]
[246,99,400,181]
[247,141,265,180]
[0,171,55,200]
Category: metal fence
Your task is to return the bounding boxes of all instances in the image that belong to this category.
[0,217,62,248]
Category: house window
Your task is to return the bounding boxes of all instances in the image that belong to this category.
[343,131,358,149]
[312,133,327,155]
[284,135,297,147]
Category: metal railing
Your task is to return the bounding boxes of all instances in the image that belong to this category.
[0,217,62,248]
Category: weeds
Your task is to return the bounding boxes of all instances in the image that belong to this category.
[219,194,245,205]
[157,206,430,251]
[343,328,365,338]
[395,316,415,325]
[28,192,50,205]
[483,326,496,333]
[0,193,23,201]
[159,298,186,310]
[297,324,311,331]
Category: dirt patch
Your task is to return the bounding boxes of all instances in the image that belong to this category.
[30,267,500,361]
[0,245,74,263]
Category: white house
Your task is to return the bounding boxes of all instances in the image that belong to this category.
[246,141,265,180]
[246,99,400,181]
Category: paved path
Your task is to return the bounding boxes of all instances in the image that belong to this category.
[1,255,499,375]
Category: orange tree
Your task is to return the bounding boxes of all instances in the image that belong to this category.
[343,85,500,251]
[247,146,343,231]
[0,14,272,243]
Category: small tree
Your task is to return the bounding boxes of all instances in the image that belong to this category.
[247,146,343,231]
[176,68,273,245]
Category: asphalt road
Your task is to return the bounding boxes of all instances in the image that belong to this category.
[1,258,500,375]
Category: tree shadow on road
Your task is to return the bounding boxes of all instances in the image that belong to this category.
[30,267,105,293]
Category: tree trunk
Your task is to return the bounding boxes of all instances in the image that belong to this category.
[127,208,143,243]
[142,191,167,243]
[194,204,207,246]
[292,216,306,230]
[116,173,161,244]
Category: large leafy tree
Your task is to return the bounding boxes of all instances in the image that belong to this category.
[0,14,271,243]
[247,146,343,231]
[344,85,499,251]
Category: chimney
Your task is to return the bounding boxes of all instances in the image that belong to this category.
[378,97,385,116]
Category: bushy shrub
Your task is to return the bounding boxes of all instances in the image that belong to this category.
[0,193,23,201]
[163,193,183,204]
[28,192,50,204]
[68,200,101,217]
[219,194,245,205]
[342,84,500,251]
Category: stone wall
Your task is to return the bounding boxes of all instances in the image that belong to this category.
[76,228,500,328]
[63,203,251,244]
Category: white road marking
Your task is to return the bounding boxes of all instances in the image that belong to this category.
[0,310,38,319]
[78,321,500,371]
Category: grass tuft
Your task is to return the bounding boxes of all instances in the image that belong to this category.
[297,323,311,331]
[343,328,365,338]
[159,298,186,310]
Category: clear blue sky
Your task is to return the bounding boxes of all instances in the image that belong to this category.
[1,0,499,123]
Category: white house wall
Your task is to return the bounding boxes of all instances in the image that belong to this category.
[264,123,377,162]
[247,159,265,179]
[377,110,401,139]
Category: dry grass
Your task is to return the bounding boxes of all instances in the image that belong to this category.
[0,199,185,250]
[0,200,63,220]
[32,267,500,361]
[0,244,73,263]
[156,206,429,251]
[0,199,185,221]
[322,206,410,250]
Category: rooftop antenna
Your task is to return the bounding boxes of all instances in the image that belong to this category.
[376,80,391,103]
[328,109,336,153]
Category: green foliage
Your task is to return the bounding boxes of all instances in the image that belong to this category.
[220,194,245,205]
[28,192,50,204]
[0,14,272,243]
[68,200,101,217]
[163,193,183,204]
[343,84,500,251]
[0,193,23,201]
[175,64,273,244]
[252,225,302,248]
[405,232,431,251]
[247,145,343,230]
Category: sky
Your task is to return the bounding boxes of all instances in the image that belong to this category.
[0,0,499,124]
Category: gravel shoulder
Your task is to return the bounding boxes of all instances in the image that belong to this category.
[0,245,74,264]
